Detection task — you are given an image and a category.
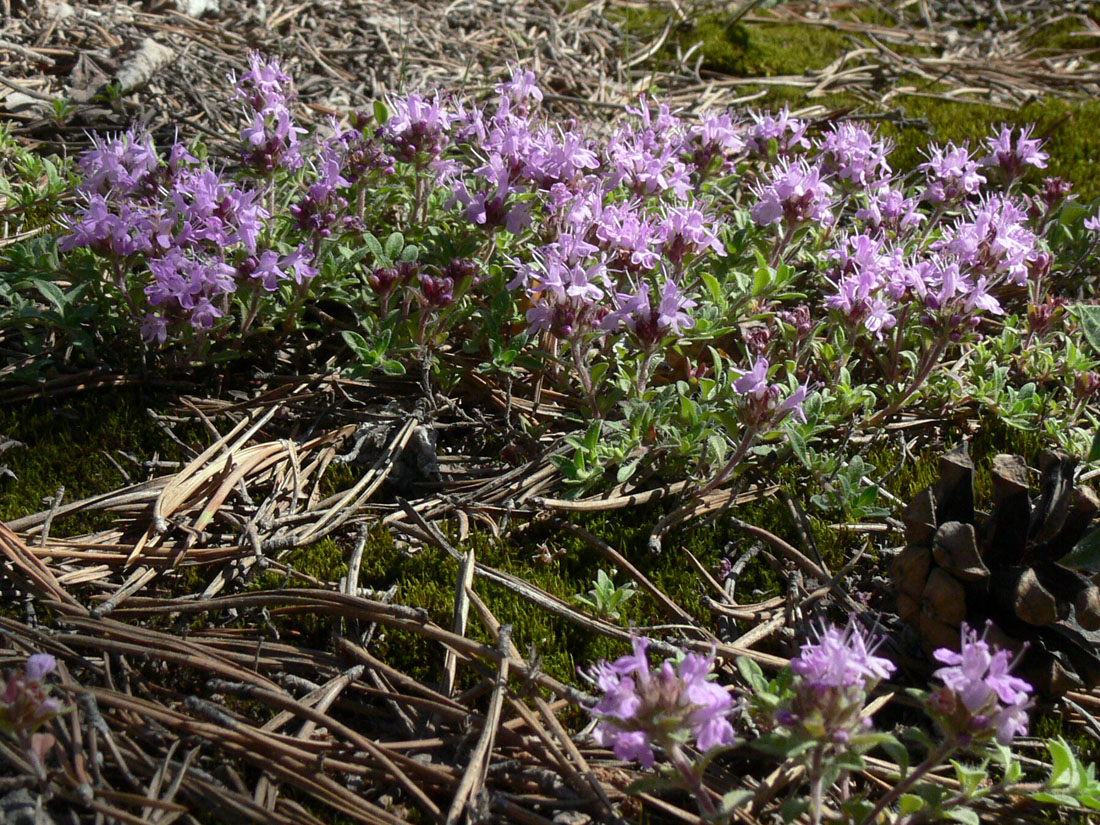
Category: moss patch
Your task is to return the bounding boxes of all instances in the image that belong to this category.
[616,7,856,78]
[0,387,198,527]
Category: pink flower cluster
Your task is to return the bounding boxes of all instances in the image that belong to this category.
[930,623,1033,746]
[60,55,327,343]
[0,654,60,740]
[232,53,306,172]
[778,617,896,746]
[586,636,735,767]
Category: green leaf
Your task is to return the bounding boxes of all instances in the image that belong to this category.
[1058,528,1100,572]
[384,231,404,261]
[1088,427,1100,462]
[779,797,809,824]
[399,244,419,262]
[751,733,814,759]
[1073,305,1100,357]
[898,794,925,816]
[835,752,866,773]
[721,790,754,812]
[951,760,987,795]
[875,739,910,778]
[616,458,640,484]
[736,656,767,693]
[372,99,389,125]
[945,807,980,825]
[625,775,681,795]
[380,359,406,376]
[751,265,771,297]
[1047,736,1076,787]
[33,279,66,311]
[787,427,809,468]
[362,232,388,266]
[700,270,722,305]
[340,330,371,359]
[1030,791,1081,807]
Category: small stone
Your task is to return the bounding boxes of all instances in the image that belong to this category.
[553,813,591,825]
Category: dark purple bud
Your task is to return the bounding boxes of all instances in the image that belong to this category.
[418,273,454,309]
[1028,252,1051,281]
[440,257,480,286]
[744,326,771,356]
[1076,371,1100,400]
[1040,176,1073,209]
[367,266,401,300]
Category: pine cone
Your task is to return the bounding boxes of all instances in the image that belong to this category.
[892,443,1100,696]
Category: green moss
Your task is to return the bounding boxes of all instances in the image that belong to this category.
[1033,710,1100,766]
[614,7,853,78]
[0,388,198,527]
[1025,16,1095,56]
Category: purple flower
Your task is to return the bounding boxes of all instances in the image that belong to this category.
[417,272,455,309]
[790,617,896,691]
[495,65,543,113]
[448,151,530,234]
[509,245,608,338]
[231,52,293,113]
[383,91,453,162]
[604,97,692,200]
[750,159,834,227]
[776,617,893,747]
[732,356,770,398]
[856,185,925,235]
[141,313,169,346]
[0,654,62,740]
[745,107,810,157]
[281,245,318,284]
[1085,208,1100,233]
[603,279,696,344]
[242,250,284,291]
[934,194,1037,286]
[816,121,892,187]
[586,636,735,767]
[732,357,808,425]
[75,126,160,198]
[231,53,305,172]
[920,142,986,203]
[59,195,155,257]
[931,623,1033,746]
[822,232,918,338]
[658,204,726,265]
[529,128,599,187]
[983,125,1048,178]
[190,297,223,330]
[683,110,744,173]
[594,201,663,272]
[23,655,55,682]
